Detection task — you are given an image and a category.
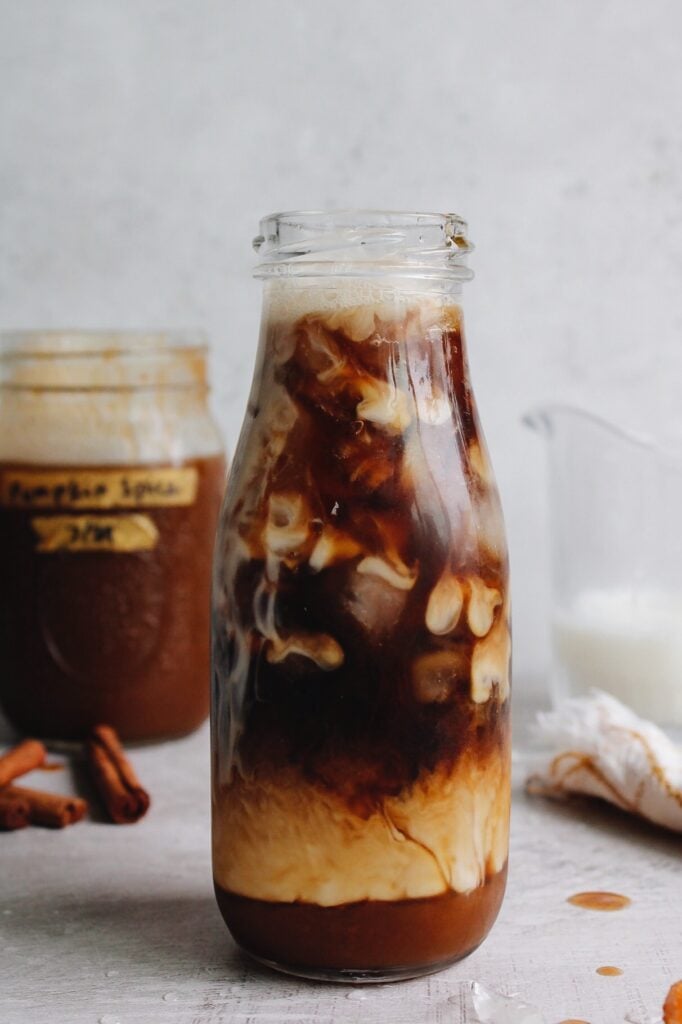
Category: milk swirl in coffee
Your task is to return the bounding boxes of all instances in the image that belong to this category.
[212,215,510,981]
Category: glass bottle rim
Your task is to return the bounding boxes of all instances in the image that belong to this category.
[253,210,473,280]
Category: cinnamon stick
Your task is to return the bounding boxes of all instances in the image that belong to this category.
[0,790,31,830]
[86,724,150,824]
[4,784,87,828]
[0,739,47,787]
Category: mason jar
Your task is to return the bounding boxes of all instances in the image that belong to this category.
[212,212,511,981]
[0,331,226,741]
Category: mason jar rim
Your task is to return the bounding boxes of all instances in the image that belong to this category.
[0,330,210,393]
[0,329,208,360]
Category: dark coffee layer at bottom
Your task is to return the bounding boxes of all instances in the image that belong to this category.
[215,867,507,976]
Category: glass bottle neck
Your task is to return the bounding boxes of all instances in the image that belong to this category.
[261,276,466,329]
[253,210,473,284]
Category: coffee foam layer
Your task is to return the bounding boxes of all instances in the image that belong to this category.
[262,277,463,326]
[213,748,510,905]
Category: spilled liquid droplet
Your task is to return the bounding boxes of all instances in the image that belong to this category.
[105,969,119,978]
[163,991,179,1002]
[597,966,623,977]
[346,991,368,1001]
[470,982,544,1024]
[568,891,631,912]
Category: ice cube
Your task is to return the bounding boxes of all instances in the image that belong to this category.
[470,982,545,1024]
[471,610,511,704]
[322,305,378,342]
[344,569,408,634]
[415,391,451,426]
[356,379,412,432]
[263,493,309,557]
[301,321,348,382]
[356,554,416,591]
[266,633,344,670]
[309,528,361,571]
[411,648,467,704]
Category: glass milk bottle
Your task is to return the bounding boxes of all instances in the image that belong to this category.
[212,212,511,981]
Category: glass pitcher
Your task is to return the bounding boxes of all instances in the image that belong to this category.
[212,211,511,982]
[526,404,682,726]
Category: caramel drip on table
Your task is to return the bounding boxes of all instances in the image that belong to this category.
[596,966,623,976]
[663,980,682,1024]
[559,1019,591,1023]
[567,891,631,911]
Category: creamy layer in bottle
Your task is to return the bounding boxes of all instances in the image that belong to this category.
[212,282,510,972]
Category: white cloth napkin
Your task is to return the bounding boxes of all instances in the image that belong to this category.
[527,690,682,833]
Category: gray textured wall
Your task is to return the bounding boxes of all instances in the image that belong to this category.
[3,1,682,695]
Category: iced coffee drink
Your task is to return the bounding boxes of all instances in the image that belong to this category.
[212,213,510,981]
